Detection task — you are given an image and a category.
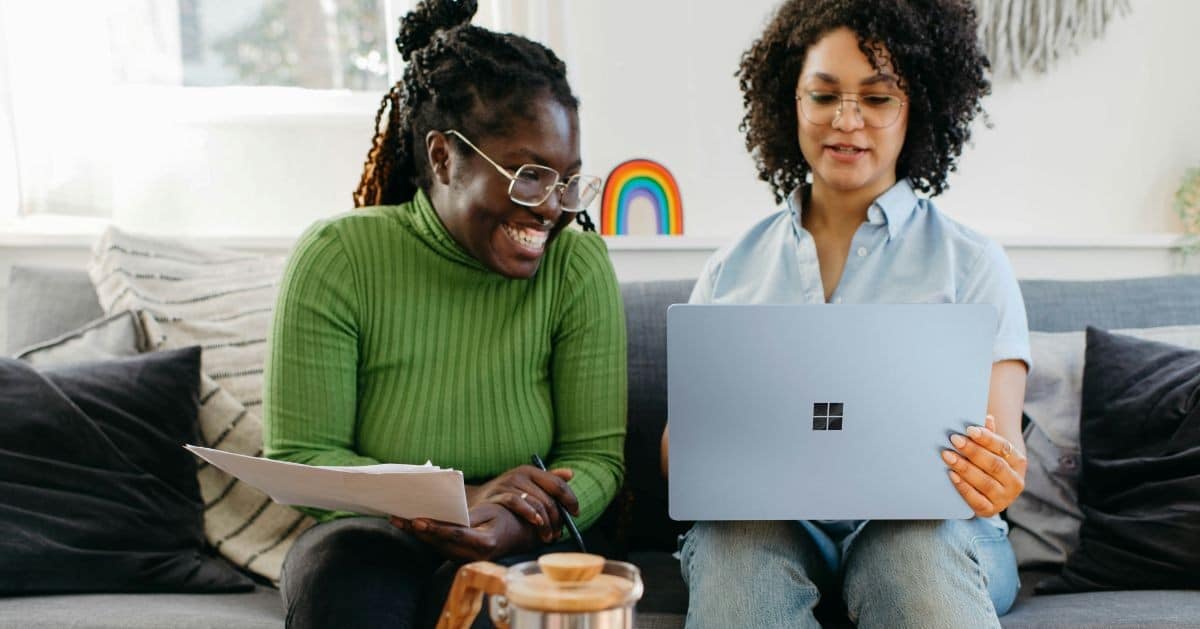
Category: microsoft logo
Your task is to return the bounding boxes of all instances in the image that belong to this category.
[813,402,844,431]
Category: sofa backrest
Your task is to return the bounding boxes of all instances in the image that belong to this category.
[616,274,1200,550]
[620,276,1200,433]
[1020,276,1200,332]
[14,265,1200,552]
[5,266,104,354]
[617,280,696,549]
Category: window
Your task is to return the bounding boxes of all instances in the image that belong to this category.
[0,0,569,236]
[177,0,389,91]
[0,0,395,225]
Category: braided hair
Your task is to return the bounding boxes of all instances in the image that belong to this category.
[737,0,991,203]
[354,0,596,232]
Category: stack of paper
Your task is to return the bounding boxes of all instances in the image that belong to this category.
[185,445,470,526]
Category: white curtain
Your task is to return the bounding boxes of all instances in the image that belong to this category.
[2,0,181,218]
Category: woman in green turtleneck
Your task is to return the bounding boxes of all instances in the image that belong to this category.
[262,2,625,627]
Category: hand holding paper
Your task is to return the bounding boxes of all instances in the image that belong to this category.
[185,445,470,526]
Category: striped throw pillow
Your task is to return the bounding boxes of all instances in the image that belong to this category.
[88,227,314,582]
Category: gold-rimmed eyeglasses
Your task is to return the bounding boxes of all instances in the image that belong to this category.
[443,129,602,213]
[796,91,906,129]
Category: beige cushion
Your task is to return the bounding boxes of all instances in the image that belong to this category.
[87,227,313,582]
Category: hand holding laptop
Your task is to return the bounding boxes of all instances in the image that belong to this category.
[942,413,1028,518]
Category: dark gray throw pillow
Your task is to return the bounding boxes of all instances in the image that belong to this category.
[0,348,253,594]
[1037,327,1200,593]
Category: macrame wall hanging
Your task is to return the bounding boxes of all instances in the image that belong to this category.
[975,0,1132,79]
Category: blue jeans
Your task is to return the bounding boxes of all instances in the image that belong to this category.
[680,519,1019,629]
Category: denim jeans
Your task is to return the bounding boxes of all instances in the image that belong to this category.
[679,518,1019,629]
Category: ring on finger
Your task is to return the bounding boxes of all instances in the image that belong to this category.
[1001,441,1015,459]
[519,492,529,501]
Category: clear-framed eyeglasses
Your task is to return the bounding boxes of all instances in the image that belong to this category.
[795,91,906,129]
[443,129,602,213]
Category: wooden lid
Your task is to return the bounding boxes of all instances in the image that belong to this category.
[538,553,604,582]
[503,554,637,613]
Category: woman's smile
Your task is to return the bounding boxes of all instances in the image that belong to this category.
[824,142,870,163]
[499,220,550,256]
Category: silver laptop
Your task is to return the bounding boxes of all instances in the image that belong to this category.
[668,304,996,521]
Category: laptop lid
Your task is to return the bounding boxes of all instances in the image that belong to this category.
[667,304,996,521]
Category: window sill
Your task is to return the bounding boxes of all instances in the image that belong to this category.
[0,217,300,251]
[0,221,1187,253]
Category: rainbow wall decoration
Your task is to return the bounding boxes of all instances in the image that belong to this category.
[599,159,684,236]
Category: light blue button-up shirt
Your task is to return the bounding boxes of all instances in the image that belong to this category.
[690,179,1031,368]
[689,178,1029,541]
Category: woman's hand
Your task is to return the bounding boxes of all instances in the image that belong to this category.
[468,465,579,544]
[942,414,1027,518]
[390,502,536,562]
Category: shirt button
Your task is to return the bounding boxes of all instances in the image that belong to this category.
[857,247,868,257]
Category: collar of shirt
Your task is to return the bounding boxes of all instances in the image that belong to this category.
[406,187,488,272]
[786,178,920,242]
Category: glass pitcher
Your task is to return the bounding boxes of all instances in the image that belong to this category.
[436,553,644,629]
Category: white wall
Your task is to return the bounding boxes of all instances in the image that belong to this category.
[568,1,777,237]
[570,0,1200,239]
[3,1,1199,278]
[938,0,1200,237]
[567,1,779,237]
[6,1,1194,241]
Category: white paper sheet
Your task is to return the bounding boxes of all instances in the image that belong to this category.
[185,445,470,526]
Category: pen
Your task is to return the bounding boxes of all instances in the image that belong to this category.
[530,453,587,553]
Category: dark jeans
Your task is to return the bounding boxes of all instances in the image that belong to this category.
[280,516,608,629]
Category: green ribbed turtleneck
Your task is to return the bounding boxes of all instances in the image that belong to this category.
[263,190,626,529]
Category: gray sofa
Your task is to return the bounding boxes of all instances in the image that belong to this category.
[4,266,1200,628]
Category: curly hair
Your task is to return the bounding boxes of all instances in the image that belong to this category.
[737,0,990,203]
[354,0,596,231]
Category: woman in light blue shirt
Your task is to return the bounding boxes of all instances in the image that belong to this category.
[661,1,1030,627]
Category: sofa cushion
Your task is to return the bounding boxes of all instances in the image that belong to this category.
[0,587,283,628]
[87,227,312,583]
[1011,273,1200,574]
[0,348,253,594]
[1000,589,1200,628]
[1035,329,1200,593]
[16,310,149,366]
[5,265,104,354]
[626,557,1200,629]
[1008,324,1200,570]
[618,280,696,552]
